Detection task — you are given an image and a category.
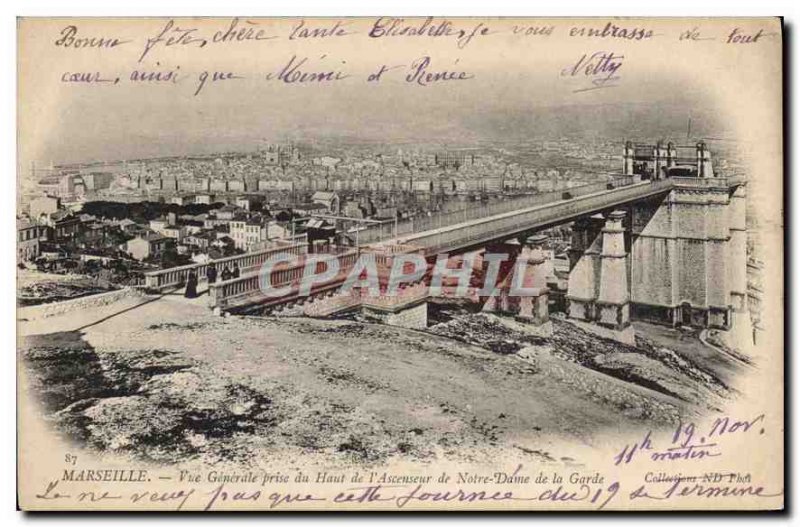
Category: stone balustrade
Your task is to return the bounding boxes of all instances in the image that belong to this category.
[208,248,359,310]
[143,242,307,292]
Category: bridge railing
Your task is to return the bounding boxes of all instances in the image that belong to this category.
[411,179,674,255]
[208,248,360,309]
[365,243,426,270]
[143,242,307,291]
[356,175,635,244]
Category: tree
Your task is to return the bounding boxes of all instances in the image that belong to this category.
[275,209,294,222]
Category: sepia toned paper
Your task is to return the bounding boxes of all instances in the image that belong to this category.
[16,16,783,511]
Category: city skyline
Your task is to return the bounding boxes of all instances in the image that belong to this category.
[27,98,728,168]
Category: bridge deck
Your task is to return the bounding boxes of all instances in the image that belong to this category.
[384,179,676,254]
[185,175,743,312]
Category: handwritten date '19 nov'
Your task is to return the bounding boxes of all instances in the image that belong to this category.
[35,415,783,512]
[613,414,767,467]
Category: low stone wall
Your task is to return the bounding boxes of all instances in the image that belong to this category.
[518,346,683,424]
[363,302,428,330]
[17,287,146,321]
[385,302,428,330]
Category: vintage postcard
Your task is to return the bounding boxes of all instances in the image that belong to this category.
[16,17,783,511]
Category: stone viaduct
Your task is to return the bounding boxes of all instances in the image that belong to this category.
[143,141,752,352]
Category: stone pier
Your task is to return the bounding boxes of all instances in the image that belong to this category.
[594,211,635,344]
[568,211,635,345]
[480,236,553,337]
[481,241,522,314]
[567,215,604,271]
[566,214,604,322]
[515,234,552,337]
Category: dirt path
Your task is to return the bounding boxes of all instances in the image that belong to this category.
[633,321,746,388]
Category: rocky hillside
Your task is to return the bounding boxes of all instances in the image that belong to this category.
[20,305,735,467]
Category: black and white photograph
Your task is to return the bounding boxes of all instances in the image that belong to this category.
[14,16,784,511]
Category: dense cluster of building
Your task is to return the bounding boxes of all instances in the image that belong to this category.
[32,142,602,203]
[16,192,330,275]
[17,141,630,280]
